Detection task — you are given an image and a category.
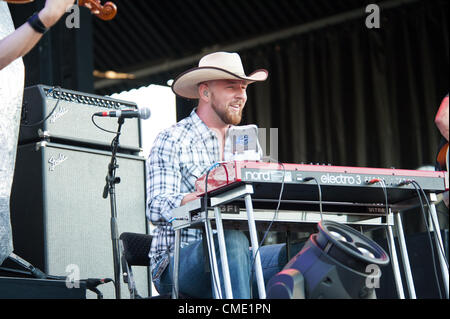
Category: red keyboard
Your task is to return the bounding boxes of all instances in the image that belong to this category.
[195,161,448,205]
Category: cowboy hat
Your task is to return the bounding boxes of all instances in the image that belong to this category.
[171,52,268,99]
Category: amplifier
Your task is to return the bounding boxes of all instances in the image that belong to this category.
[19,85,142,152]
[10,141,149,299]
[0,277,87,299]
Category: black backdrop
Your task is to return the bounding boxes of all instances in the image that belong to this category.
[11,0,449,170]
[239,0,448,170]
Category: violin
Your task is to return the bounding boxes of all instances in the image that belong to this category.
[4,0,117,21]
[78,0,117,21]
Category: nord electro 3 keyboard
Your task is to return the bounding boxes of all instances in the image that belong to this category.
[195,161,448,212]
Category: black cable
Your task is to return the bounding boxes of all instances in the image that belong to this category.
[365,180,394,277]
[0,266,32,277]
[375,179,413,299]
[247,166,323,298]
[368,179,406,297]
[376,180,399,296]
[20,86,62,127]
[411,181,449,268]
[91,288,104,299]
[409,181,444,299]
[373,179,442,299]
[91,113,121,134]
[299,177,324,223]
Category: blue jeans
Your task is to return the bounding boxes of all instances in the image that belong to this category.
[153,230,305,299]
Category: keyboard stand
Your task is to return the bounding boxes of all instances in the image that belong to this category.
[171,184,446,299]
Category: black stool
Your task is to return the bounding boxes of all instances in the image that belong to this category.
[119,232,154,299]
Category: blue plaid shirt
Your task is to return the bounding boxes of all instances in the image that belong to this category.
[147,109,220,277]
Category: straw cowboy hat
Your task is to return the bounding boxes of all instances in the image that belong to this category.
[171,52,268,99]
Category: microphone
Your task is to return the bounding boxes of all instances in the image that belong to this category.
[82,278,113,289]
[94,107,151,120]
[80,278,113,299]
[7,253,47,279]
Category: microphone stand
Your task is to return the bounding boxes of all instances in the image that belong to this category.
[102,117,124,299]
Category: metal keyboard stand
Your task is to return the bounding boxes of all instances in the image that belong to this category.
[392,192,449,299]
[172,184,259,299]
[429,201,449,299]
[171,184,445,300]
[209,184,266,298]
[171,198,224,299]
[386,208,408,299]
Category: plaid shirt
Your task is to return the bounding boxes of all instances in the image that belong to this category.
[147,109,220,277]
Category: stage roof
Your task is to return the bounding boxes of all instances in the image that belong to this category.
[91,0,383,95]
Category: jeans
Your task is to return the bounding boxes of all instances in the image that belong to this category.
[153,229,305,299]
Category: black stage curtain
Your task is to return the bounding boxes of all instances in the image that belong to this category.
[240,0,448,170]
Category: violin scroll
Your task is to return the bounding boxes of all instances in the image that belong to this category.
[3,0,117,21]
[78,0,117,21]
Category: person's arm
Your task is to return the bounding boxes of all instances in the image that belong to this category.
[146,131,200,226]
[435,95,449,142]
[0,0,75,70]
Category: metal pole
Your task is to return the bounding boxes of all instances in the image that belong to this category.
[214,207,233,299]
[244,194,266,299]
[386,223,405,299]
[428,202,449,298]
[172,229,180,299]
[103,117,125,299]
[394,212,416,299]
[108,189,121,299]
[204,218,223,299]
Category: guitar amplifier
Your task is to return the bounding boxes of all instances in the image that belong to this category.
[19,85,142,152]
[10,141,149,299]
[0,277,87,299]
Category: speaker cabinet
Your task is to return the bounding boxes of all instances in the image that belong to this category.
[0,277,87,299]
[374,230,449,299]
[19,85,142,152]
[10,142,149,299]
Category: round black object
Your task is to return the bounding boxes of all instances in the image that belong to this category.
[315,220,389,272]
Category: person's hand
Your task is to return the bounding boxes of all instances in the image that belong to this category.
[181,192,203,206]
[38,0,76,28]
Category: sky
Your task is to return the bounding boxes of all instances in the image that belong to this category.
[111,84,177,159]
[110,84,176,296]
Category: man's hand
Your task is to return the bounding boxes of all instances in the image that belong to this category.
[39,0,76,28]
[181,192,203,206]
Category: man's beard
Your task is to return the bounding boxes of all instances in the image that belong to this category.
[211,96,244,126]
